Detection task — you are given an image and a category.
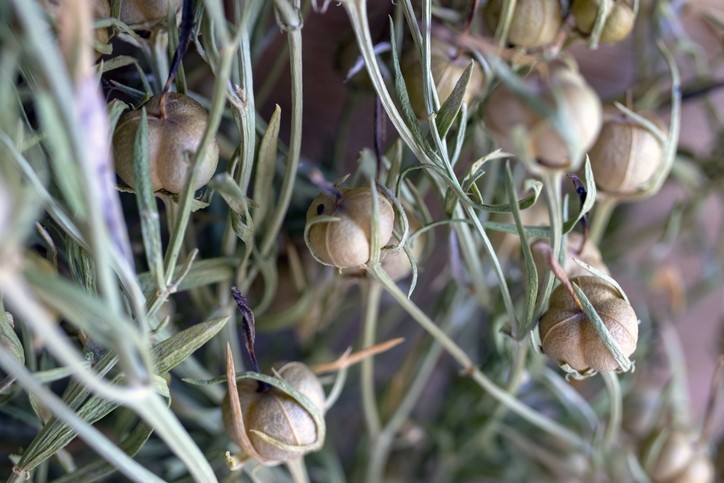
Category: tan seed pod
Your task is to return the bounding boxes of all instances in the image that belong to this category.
[222,362,326,465]
[306,187,395,269]
[484,62,602,170]
[588,107,667,196]
[484,0,563,49]
[572,0,635,43]
[403,37,485,119]
[112,92,219,194]
[116,0,183,29]
[644,429,715,483]
[539,276,638,372]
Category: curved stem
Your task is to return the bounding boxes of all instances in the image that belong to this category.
[601,371,622,449]
[365,264,589,450]
[286,457,310,483]
[534,171,563,319]
[589,197,618,246]
[479,340,529,442]
[361,280,383,438]
[366,297,457,483]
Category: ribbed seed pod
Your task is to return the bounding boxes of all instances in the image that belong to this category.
[306,187,395,269]
[222,362,326,465]
[643,429,715,483]
[588,107,667,196]
[539,276,638,372]
[484,62,602,170]
[112,93,219,194]
[572,0,635,43]
[403,37,485,119]
[484,0,563,49]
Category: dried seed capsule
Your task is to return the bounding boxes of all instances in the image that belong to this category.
[306,187,395,269]
[403,37,485,119]
[112,92,219,194]
[539,276,638,372]
[222,362,326,465]
[484,62,602,170]
[643,429,715,483]
[484,0,563,49]
[588,107,667,196]
[572,0,635,43]
[116,0,183,29]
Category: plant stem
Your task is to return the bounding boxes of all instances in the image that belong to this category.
[366,265,589,450]
[286,457,310,483]
[590,197,618,246]
[601,371,622,449]
[534,171,563,319]
[361,280,383,438]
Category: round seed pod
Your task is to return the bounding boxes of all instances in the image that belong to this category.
[117,0,183,29]
[539,276,638,372]
[484,0,563,49]
[112,92,219,194]
[644,429,714,483]
[403,37,485,119]
[588,107,667,196]
[572,0,635,43]
[306,187,395,269]
[484,62,602,170]
[222,362,326,465]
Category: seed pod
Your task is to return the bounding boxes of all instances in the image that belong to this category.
[539,276,638,372]
[403,37,485,119]
[643,429,715,483]
[306,187,395,269]
[222,362,326,465]
[588,107,667,196]
[113,92,219,194]
[572,0,635,43]
[484,62,602,170]
[117,0,183,29]
[484,0,563,49]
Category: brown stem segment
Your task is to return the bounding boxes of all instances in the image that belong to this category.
[230,287,268,391]
[162,0,195,95]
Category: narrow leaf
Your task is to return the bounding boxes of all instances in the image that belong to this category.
[435,61,472,138]
[253,105,281,226]
[132,108,165,291]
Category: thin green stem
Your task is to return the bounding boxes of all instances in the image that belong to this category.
[366,265,589,450]
[590,197,618,246]
[366,294,460,483]
[361,280,383,438]
[601,371,622,449]
[261,1,303,257]
[479,340,530,442]
[534,171,563,319]
[286,457,310,483]
[164,37,238,283]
